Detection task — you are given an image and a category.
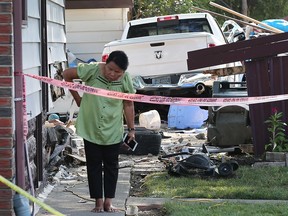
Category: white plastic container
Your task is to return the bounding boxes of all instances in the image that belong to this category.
[139,110,161,130]
[168,105,208,129]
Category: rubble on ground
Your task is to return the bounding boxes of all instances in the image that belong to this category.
[43,122,256,182]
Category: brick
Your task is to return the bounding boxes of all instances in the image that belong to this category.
[265,152,287,162]
[0,88,12,96]
[0,210,13,216]
[0,128,12,136]
[0,67,11,76]
[0,118,11,127]
[0,45,11,55]
[0,168,12,178]
[0,158,12,168]
[0,56,12,65]
[0,35,11,44]
[0,14,11,23]
[0,199,12,209]
[0,98,11,106]
[0,148,12,158]
[0,77,11,86]
[0,24,11,34]
[0,138,12,148]
[0,189,12,199]
[0,181,8,187]
[0,108,12,117]
[0,3,12,13]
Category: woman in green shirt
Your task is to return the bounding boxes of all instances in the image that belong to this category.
[63,50,136,213]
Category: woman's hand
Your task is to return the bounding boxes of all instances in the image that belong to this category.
[63,68,82,107]
[127,130,135,142]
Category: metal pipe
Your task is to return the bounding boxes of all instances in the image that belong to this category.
[36,0,48,185]
[209,1,283,33]
[13,0,25,188]
[191,5,273,33]
[41,0,48,111]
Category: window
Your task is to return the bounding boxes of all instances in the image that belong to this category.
[127,18,212,39]
[22,0,28,26]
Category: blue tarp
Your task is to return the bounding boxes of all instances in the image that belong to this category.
[261,19,288,32]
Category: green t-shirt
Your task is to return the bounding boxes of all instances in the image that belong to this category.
[75,62,136,145]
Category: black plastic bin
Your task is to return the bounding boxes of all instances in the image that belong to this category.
[120,127,162,155]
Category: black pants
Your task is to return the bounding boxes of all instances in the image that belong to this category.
[84,139,121,199]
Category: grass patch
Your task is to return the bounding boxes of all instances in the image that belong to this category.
[163,201,288,216]
[141,166,288,200]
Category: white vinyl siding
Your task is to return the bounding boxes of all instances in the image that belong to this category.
[47,0,66,64]
[47,0,66,112]
[22,0,41,120]
[22,0,67,119]
[65,8,129,62]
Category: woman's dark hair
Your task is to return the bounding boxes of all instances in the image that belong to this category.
[106,50,129,71]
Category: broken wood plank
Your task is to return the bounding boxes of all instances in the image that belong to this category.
[67,154,86,163]
[203,65,245,76]
[187,32,288,70]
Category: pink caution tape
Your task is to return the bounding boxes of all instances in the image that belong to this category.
[24,74,288,106]
[23,75,28,137]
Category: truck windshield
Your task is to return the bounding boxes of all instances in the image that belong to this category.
[127,18,212,39]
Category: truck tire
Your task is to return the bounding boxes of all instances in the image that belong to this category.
[120,127,162,156]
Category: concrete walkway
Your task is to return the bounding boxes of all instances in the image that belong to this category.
[36,167,131,216]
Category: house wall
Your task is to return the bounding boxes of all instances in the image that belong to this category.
[21,0,66,187]
[23,0,67,120]
[65,8,129,62]
[0,2,129,214]
[0,1,67,215]
[66,0,133,9]
[46,0,67,109]
[26,0,67,188]
[0,1,14,215]
[48,7,130,116]
[23,0,42,121]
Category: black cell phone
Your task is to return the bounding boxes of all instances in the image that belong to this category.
[123,133,138,151]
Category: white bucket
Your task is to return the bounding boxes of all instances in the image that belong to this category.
[139,110,161,130]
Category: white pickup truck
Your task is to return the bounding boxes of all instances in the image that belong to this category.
[102,13,229,99]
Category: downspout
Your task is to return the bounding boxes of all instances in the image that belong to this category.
[34,0,48,185]
[13,0,25,188]
[13,1,32,215]
[41,0,48,111]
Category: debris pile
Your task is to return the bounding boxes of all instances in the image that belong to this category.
[44,120,85,179]
[158,129,246,177]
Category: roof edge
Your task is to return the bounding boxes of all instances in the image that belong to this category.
[66,0,133,9]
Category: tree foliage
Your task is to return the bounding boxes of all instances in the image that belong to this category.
[248,0,288,20]
[132,0,288,23]
[132,0,196,19]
